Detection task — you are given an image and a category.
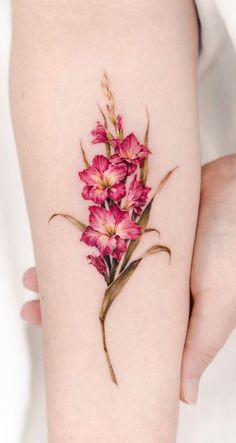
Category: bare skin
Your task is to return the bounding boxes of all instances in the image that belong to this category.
[181,154,236,402]
[21,155,236,406]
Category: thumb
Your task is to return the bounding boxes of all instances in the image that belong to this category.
[21,300,42,326]
[180,292,236,404]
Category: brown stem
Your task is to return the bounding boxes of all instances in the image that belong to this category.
[99,317,118,385]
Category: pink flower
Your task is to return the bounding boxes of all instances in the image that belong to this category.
[87,254,108,277]
[91,122,107,144]
[81,204,142,259]
[123,175,151,215]
[79,155,127,204]
[111,133,151,175]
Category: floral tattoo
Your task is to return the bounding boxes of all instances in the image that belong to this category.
[50,74,177,385]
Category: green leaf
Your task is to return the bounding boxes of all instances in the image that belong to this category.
[120,227,159,273]
[140,159,149,184]
[144,228,160,235]
[140,108,150,184]
[98,105,108,128]
[80,141,90,168]
[120,167,177,273]
[143,108,150,147]
[98,105,111,157]
[48,213,86,232]
[100,244,171,322]
[99,243,170,384]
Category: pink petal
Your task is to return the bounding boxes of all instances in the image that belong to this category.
[114,133,150,168]
[116,218,142,239]
[89,206,115,234]
[81,225,116,256]
[113,237,127,260]
[91,122,107,144]
[103,163,127,184]
[138,145,151,163]
[81,226,101,247]
[97,234,117,256]
[128,134,151,158]
[133,206,142,216]
[87,254,107,275]
[92,155,109,173]
[124,175,151,210]
[86,186,108,204]
[117,114,123,132]
[119,133,140,158]
[109,153,120,163]
[126,162,138,175]
[82,185,93,200]
[110,145,139,176]
[79,167,100,186]
[108,183,126,201]
[110,204,129,225]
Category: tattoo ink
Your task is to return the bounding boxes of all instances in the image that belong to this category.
[50,73,176,384]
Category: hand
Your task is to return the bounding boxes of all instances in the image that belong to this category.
[180,154,236,404]
[21,155,236,404]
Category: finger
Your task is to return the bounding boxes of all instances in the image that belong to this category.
[21,300,42,326]
[180,292,236,404]
[23,267,39,293]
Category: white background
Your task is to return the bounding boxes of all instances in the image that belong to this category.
[0,1,236,441]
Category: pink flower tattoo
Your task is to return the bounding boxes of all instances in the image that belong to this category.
[49,73,177,385]
[123,174,151,215]
[111,133,151,175]
[87,254,109,282]
[79,155,127,204]
[91,122,108,144]
[81,205,141,259]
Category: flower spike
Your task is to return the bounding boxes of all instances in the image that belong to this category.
[49,74,176,385]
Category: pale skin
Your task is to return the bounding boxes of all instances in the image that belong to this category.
[10,1,200,441]
[21,154,236,406]
[181,154,236,402]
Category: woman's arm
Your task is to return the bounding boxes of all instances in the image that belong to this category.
[10,1,200,441]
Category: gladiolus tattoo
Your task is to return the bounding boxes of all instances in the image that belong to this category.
[49,73,177,385]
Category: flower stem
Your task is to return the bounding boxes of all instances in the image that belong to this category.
[104,255,111,271]
[109,258,118,284]
[99,317,118,385]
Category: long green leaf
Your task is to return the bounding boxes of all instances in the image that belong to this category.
[120,167,177,272]
[100,244,171,322]
[99,243,171,385]
[140,108,150,184]
[48,213,86,232]
[80,141,90,168]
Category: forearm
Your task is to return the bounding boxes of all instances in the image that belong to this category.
[10,1,200,441]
